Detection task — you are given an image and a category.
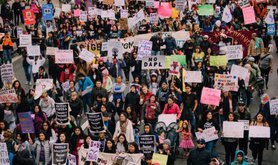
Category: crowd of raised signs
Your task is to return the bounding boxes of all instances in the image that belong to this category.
[0,0,277,165]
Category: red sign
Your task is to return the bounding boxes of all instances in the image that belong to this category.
[22,9,36,25]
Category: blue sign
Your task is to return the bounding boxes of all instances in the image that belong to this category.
[267,24,276,36]
[42,4,53,21]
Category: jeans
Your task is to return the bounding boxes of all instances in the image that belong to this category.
[151,50,161,55]
[206,140,217,152]
[189,113,196,134]
[82,94,91,113]
[3,49,12,63]
[23,64,32,82]
[223,141,238,165]
[14,13,20,25]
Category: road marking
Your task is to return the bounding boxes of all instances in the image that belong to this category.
[13,55,22,63]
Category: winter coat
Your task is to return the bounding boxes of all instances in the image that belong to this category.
[187,147,212,165]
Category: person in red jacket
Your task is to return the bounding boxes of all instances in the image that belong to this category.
[162,96,181,120]
[59,64,76,83]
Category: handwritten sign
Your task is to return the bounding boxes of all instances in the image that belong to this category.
[270,99,278,115]
[0,89,18,103]
[150,13,158,24]
[249,126,270,138]
[175,0,185,11]
[18,112,35,133]
[214,74,238,92]
[146,0,154,8]
[27,45,40,56]
[0,64,13,85]
[230,64,250,86]
[242,7,256,25]
[86,141,101,162]
[138,40,152,59]
[55,103,69,125]
[238,120,250,130]
[223,121,244,138]
[185,71,202,83]
[200,87,221,106]
[0,143,9,165]
[52,143,68,165]
[19,34,32,47]
[68,153,76,165]
[46,47,58,56]
[80,11,87,22]
[87,112,105,133]
[210,55,228,66]
[79,49,95,63]
[142,56,165,69]
[61,81,70,92]
[61,4,71,12]
[195,127,219,142]
[55,50,74,64]
[223,45,243,60]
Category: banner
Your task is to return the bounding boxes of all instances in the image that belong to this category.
[139,135,155,154]
[46,47,58,55]
[19,34,32,47]
[87,112,105,133]
[79,49,95,63]
[55,50,74,64]
[27,45,40,56]
[0,143,9,165]
[214,74,239,91]
[107,39,124,58]
[223,121,244,138]
[152,153,168,165]
[222,6,232,23]
[68,154,76,165]
[230,64,250,86]
[210,55,228,66]
[0,64,13,85]
[42,4,53,21]
[242,7,256,25]
[52,143,68,165]
[55,103,69,125]
[198,5,214,15]
[249,126,270,138]
[138,40,152,59]
[195,127,219,142]
[18,112,35,133]
[97,152,143,165]
[267,24,276,36]
[86,141,101,162]
[158,114,176,127]
[200,87,221,106]
[22,9,36,25]
[270,99,278,115]
[0,89,18,103]
[142,56,165,69]
[222,45,243,60]
[185,71,202,83]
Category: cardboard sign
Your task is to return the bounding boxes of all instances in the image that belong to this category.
[0,89,18,103]
[270,99,278,115]
[27,45,40,56]
[103,0,114,5]
[119,18,128,30]
[61,4,71,12]
[238,120,250,130]
[42,4,53,21]
[210,55,228,66]
[139,135,155,154]
[79,49,95,63]
[0,64,13,85]
[195,127,219,142]
[138,40,153,59]
[52,143,68,165]
[107,39,124,58]
[230,64,250,86]
[46,47,58,55]
[19,34,32,47]
[87,112,105,133]
[114,0,125,6]
[142,56,165,69]
[222,45,243,60]
[86,141,101,162]
[242,7,256,25]
[0,143,9,165]
[55,103,69,125]
[158,114,177,127]
[68,154,76,165]
[185,71,202,83]
[169,61,180,76]
[55,50,74,64]
[223,121,244,138]
[22,9,36,25]
[200,87,221,106]
[214,74,239,92]
[249,126,270,138]
[18,112,35,133]
[120,9,128,18]
[198,5,214,15]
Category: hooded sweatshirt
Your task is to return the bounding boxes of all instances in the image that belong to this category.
[231,150,248,165]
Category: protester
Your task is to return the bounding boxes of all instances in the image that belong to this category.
[187,138,212,165]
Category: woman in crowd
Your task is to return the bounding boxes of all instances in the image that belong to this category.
[32,131,52,165]
[41,121,57,143]
[113,112,134,143]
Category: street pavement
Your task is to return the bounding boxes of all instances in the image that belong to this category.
[12,43,278,165]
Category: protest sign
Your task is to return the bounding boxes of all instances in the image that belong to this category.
[256,0,267,3]
[31,4,39,13]
[18,112,35,133]
[101,42,108,52]
[223,45,243,60]
[152,153,168,165]
[230,64,250,86]
[185,71,202,83]
[79,49,95,63]
[157,4,172,18]
[97,152,143,165]
[222,6,232,23]
[269,99,278,115]
[27,45,40,56]
[175,0,185,11]
[195,127,219,142]
[169,61,180,76]
[265,10,275,24]
[165,55,186,68]
[223,121,244,138]
[80,11,87,22]
[61,81,70,92]
[42,4,53,21]
[55,103,69,125]
[119,18,128,30]
[121,9,128,18]
[142,56,165,69]
[150,13,158,24]
[242,7,256,25]
[158,114,177,127]
[0,143,9,165]
[138,40,152,59]
[88,41,101,55]
[238,120,250,130]
[46,47,58,55]
[34,79,54,99]
[114,0,125,6]
[54,8,61,18]
[52,143,68,165]
[61,4,71,12]
[249,126,270,138]
[86,141,101,162]
[139,135,155,154]
[200,87,221,106]
[107,39,124,58]
[19,34,32,47]
[68,153,76,165]
[55,50,74,64]
[103,0,114,5]
[22,9,36,25]
[0,89,18,103]
[0,64,13,85]
[214,74,239,92]
[87,112,105,133]
[238,0,250,8]
[267,24,276,36]
[17,27,23,37]
[210,55,228,66]
[74,9,81,17]
[128,9,145,28]
[198,5,214,15]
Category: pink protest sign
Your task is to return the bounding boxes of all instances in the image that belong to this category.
[242,6,256,25]
[154,2,171,8]
[157,4,172,18]
[200,87,221,106]
[31,4,39,13]
[74,9,81,17]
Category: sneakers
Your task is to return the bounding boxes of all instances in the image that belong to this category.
[28,82,32,86]
[25,82,28,85]
[272,145,276,150]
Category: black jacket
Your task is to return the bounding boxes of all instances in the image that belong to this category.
[125,91,140,112]
[187,148,212,165]
[150,35,163,51]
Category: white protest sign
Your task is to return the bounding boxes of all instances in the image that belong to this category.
[142,56,165,69]
[0,64,13,85]
[61,81,70,92]
[68,153,76,165]
[265,10,275,24]
[150,13,158,24]
[249,126,270,138]
[222,6,232,23]
[46,47,58,55]
[0,143,9,165]
[230,64,250,86]
[238,120,250,130]
[27,45,40,56]
[270,99,278,115]
[138,40,152,59]
[98,152,143,165]
[121,9,128,18]
[17,27,23,37]
[175,0,185,11]
[86,141,101,162]
[61,4,71,12]
[223,121,244,138]
[0,89,18,103]
[55,50,74,64]
[158,114,176,127]
[114,0,125,6]
[107,39,124,58]
[80,11,87,22]
[185,71,202,83]
[79,49,95,63]
[19,34,32,47]
[34,79,54,99]
[222,45,243,60]
[196,127,219,142]
[101,42,108,51]
[214,73,239,92]
[54,8,61,18]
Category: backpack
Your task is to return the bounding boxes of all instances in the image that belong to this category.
[145,103,156,120]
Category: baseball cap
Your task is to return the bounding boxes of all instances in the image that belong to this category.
[197,138,206,144]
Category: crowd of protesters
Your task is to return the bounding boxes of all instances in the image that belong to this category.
[0,0,277,165]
